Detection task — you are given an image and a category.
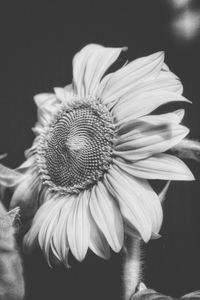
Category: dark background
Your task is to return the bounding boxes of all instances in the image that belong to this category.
[0,1,200,299]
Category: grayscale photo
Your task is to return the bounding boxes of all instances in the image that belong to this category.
[0,1,200,299]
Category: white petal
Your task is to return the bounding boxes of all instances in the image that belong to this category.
[112,89,189,123]
[105,165,163,242]
[97,51,165,107]
[114,153,194,181]
[159,181,171,203]
[89,182,124,252]
[119,67,184,99]
[117,109,185,136]
[38,197,66,266]
[9,170,41,219]
[89,213,111,260]
[52,196,74,266]
[16,156,35,172]
[23,199,55,253]
[111,67,185,115]
[0,164,22,187]
[72,44,124,97]
[34,93,59,108]
[34,93,61,128]
[171,138,200,161]
[24,144,37,159]
[115,116,189,161]
[54,85,73,105]
[67,191,90,261]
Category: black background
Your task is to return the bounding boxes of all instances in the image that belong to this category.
[0,1,200,299]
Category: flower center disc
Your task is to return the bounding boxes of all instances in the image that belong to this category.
[37,102,115,194]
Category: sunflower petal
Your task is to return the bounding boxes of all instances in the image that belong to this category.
[114,154,194,181]
[98,51,165,107]
[72,44,124,97]
[117,110,185,136]
[9,170,41,219]
[115,119,189,161]
[112,88,189,123]
[52,197,74,266]
[159,181,171,203]
[89,182,124,252]
[38,197,66,266]
[34,93,61,128]
[0,164,22,187]
[67,191,90,261]
[23,199,55,253]
[34,93,59,108]
[89,212,111,259]
[105,165,163,242]
[54,85,73,105]
[16,156,35,172]
[111,67,185,117]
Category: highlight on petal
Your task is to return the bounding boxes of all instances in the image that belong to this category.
[105,165,163,242]
[98,51,165,107]
[89,182,124,252]
[114,154,194,181]
[72,44,125,97]
[67,191,90,261]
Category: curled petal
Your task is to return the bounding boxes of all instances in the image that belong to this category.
[0,164,22,187]
[9,170,41,220]
[98,51,165,107]
[23,199,55,253]
[54,85,73,104]
[16,156,35,173]
[34,93,59,107]
[72,44,124,97]
[34,93,61,128]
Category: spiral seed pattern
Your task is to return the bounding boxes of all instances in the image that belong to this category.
[37,102,115,194]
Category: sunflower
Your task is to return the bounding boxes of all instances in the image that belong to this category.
[0,44,194,266]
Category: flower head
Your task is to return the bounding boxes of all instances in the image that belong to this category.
[0,44,194,266]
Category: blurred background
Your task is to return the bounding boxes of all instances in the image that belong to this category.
[0,1,200,299]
